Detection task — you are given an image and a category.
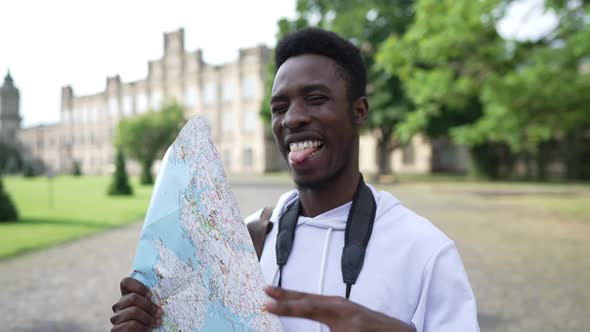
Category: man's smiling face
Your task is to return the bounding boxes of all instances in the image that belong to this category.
[270,54,359,189]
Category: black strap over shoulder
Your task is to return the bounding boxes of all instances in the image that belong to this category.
[275,175,376,299]
[342,176,377,298]
[275,200,300,287]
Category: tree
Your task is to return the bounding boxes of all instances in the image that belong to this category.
[261,0,416,175]
[0,141,23,174]
[23,161,35,178]
[116,100,185,184]
[108,147,133,196]
[0,176,18,222]
[379,0,590,179]
[72,160,82,176]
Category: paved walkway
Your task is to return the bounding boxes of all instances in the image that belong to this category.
[1,180,588,331]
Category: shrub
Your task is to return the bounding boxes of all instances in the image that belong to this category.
[72,160,82,176]
[23,162,35,178]
[108,148,133,196]
[0,177,18,222]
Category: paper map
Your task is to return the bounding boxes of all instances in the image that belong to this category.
[131,118,283,331]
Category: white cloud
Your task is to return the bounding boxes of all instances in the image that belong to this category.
[0,0,296,127]
[497,0,559,41]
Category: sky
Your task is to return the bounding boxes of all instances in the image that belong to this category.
[0,0,296,127]
[1,0,557,128]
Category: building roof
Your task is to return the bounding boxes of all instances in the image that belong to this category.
[1,70,19,95]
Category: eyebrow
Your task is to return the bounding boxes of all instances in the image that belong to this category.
[270,94,288,104]
[270,83,331,104]
[300,83,331,94]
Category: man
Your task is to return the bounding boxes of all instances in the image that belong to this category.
[110,28,480,332]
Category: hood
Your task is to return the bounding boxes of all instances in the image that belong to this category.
[270,184,402,231]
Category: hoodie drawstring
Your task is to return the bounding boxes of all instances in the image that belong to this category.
[316,227,333,332]
[317,227,333,295]
[272,265,280,287]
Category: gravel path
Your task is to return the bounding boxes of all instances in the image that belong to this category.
[1,179,588,331]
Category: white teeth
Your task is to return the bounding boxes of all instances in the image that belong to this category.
[289,140,323,152]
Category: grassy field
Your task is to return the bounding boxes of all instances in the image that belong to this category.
[1,176,152,259]
[1,173,588,260]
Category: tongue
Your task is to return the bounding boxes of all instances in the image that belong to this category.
[289,147,319,164]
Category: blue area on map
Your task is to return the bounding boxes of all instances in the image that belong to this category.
[200,302,257,332]
[131,209,200,289]
[143,150,191,228]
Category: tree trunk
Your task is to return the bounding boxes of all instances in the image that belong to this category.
[536,141,550,181]
[140,159,153,185]
[376,129,393,176]
[564,128,582,180]
[523,152,536,180]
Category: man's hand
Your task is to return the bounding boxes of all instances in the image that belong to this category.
[264,286,416,332]
[110,277,163,331]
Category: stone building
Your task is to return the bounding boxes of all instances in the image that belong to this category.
[14,28,453,176]
[18,29,282,175]
[0,72,21,145]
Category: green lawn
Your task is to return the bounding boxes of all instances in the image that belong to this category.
[1,176,152,259]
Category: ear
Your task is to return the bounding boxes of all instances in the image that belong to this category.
[352,96,369,126]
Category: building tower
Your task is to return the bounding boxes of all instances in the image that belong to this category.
[0,71,21,144]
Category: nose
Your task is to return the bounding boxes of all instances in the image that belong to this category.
[281,101,311,129]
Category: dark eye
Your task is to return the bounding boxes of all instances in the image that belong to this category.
[306,95,327,105]
[271,104,288,114]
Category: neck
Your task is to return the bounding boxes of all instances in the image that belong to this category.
[298,170,360,218]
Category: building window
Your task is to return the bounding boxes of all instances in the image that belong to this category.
[242,111,257,133]
[84,106,91,123]
[151,91,163,110]
[84,107,92,123]
[402,145,415,165]
[95,105,104,122]
[136,93,148,113]
[203,83,217,105]
[242,148,253,167]
[89,106,96,123]
[122,96,133,116]
[63,109,71,124]
[91,105,99,123]
[72,108,79,123]
[222,111,234,134]
[109,97,119,117]
[222,81,235,102]
[184,86,197,106]
[242,77,257,99]
[222,149,231,168]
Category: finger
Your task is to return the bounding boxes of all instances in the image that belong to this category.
[264,297,318,320]
[110,306,162,328]
[120,277,150,297]
[111,320,151,332]
[114,293,163,318]
[264,285,307,301]
[265,294,347,325]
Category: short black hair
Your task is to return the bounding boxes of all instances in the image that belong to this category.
[275,28,367,103]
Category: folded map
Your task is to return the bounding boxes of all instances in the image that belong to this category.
[131,117,283,331]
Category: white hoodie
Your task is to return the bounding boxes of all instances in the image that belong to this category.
[246,185,480,332]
